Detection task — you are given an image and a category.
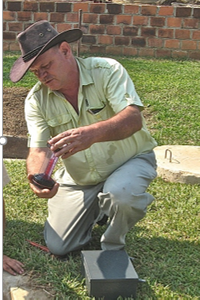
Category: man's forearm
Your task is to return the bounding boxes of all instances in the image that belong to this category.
[91,105,142,144]
[26,147,49,175]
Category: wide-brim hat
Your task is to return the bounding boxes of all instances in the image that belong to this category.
[10,20,83,83]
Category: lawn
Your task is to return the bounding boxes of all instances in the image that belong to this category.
[3,53,200,299]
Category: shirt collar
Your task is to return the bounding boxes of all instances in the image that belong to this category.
[75,57,94,87]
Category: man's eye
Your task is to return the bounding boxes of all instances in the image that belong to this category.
[43,63,50,69]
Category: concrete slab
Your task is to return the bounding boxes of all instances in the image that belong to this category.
[154,145,200,184]
[3,271,53,300]
[10,287,29,300]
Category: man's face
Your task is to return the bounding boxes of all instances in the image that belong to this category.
[29,44,70,91]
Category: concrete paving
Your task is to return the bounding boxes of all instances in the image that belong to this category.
[154,145,200,184]
[3,271,53,300]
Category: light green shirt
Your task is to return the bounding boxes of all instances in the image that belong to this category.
[25,57,157,185]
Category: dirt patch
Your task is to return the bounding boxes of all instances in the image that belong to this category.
[3,87,29,138]
[3,86,151,139]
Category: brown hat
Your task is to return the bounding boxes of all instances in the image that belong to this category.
[10,20,82,83]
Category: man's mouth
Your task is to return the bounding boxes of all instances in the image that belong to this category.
[44,78,53,84]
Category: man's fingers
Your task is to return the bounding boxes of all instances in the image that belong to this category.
[3,256,24,276]
[4,265,17,276]
[33,183,59,198]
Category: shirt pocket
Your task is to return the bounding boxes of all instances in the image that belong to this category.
[47,113,72,136]
[87,104,110,121]
[85,97,113,121]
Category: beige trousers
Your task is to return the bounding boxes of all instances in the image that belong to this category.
[44,151,157,256]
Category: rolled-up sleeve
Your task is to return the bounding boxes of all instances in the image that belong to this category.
[25,93,50,148]
[91,58,143,114]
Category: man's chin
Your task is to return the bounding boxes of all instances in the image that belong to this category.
[44,80,55,89]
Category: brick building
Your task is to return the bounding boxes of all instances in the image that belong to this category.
[3,0,200,59]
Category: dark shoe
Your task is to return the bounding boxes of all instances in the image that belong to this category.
[96,215,108,226]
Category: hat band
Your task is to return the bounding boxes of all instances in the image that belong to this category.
[22,45,44,62]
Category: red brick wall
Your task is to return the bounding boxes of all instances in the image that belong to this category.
[3,0,200,59]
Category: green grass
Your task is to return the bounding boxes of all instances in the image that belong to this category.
[3,52,37,87]
[3,53,200,299]
[117,58,200,146]
[3,161,200,299]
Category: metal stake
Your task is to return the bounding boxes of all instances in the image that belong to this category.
[77,9,83,57]
[165,149,172,162]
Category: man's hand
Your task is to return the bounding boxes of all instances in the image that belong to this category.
[26,147,59,198]
[3,255,24,276]
[28,174,59,198]
[48,127,94,160]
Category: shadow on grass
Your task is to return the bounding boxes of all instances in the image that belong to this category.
[4,220,199,299]
[125,226,200,299]
[4,219,86,299]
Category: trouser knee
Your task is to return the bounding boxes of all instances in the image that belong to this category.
[99,189,154,224]
[47,239,68,256]
[44,221,74,256]
[44,227,68,256]
[44,221,92,256]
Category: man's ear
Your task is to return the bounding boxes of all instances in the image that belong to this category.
[59,42,71,57]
